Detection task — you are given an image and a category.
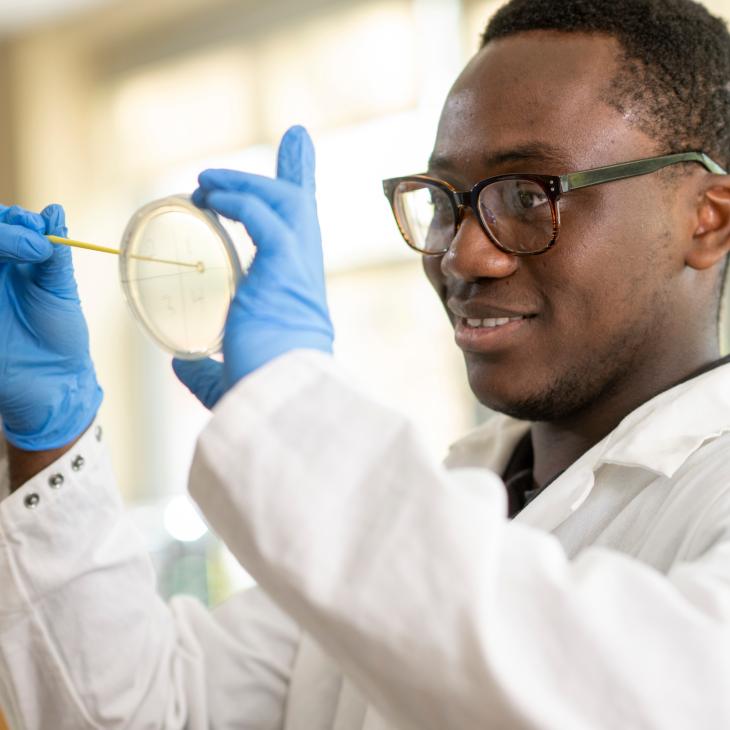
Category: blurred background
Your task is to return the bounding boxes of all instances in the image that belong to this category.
[0,0,728,607]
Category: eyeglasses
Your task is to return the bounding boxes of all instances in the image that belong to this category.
[382,152,727,256]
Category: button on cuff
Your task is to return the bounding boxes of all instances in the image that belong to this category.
[48,473,64,489]
[24,493,40,509]
[0,420,105,529]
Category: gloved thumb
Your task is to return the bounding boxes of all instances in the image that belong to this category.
[32,204,78,297]
[173,357,226,410]
[41,203,68,237]
[276,125,316,193]
[32,240,78,298]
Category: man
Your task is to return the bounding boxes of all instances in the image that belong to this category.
[1,0,729,727]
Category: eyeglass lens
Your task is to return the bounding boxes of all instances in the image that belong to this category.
[393,178,555,254]
[394,182,455,253]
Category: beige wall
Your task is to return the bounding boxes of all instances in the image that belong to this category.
[0,44,15,203]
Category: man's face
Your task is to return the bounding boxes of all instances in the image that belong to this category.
[424,32,700,421]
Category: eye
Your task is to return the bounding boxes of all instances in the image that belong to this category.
[516,186,549,209]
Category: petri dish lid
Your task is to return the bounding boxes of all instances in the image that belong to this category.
[119,194,242,360]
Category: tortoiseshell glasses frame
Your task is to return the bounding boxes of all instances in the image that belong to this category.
[382,151,727,256]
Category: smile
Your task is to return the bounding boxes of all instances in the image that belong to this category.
[464,316,527,329]
[454,315,533,352]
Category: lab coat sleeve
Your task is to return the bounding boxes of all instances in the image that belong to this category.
[0,423,301,730]
[189,349,730,730]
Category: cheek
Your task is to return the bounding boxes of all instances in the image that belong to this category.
[547,190,677,323]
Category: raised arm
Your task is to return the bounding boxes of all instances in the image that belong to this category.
[188,349,730,730]
[176,127,730,729]
[0,204,101,491]
[0,206,301,729]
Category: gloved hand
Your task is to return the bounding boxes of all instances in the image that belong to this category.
[173,125,334,409]
[0,204,102,450]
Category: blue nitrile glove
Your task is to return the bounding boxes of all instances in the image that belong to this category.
[0,204,103,450]
[173,125,334,408]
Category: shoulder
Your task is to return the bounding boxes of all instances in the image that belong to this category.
[664,433,730,558]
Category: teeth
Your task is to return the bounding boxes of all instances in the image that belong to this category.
[465,316,525,328]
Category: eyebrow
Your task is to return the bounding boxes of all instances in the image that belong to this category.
[427,143,573,174]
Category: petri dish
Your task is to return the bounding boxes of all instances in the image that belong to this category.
[119,195,242,360]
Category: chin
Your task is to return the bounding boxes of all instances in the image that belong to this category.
[464,353,602,423]
[465,357,534,418]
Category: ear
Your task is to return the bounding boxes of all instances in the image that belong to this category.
[686,179,730,270]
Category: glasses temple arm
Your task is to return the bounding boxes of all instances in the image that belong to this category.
[559,152,727,193]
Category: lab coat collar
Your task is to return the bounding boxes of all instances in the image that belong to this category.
[445,361,730,530]
[598,362,730,476]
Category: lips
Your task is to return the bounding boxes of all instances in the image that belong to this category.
[464,315,526,328]
[454,315,532,352]
[446,297,538,321]
[447,298,537,353]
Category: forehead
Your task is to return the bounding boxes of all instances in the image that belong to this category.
[431,32,653,178]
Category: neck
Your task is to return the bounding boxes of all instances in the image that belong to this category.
[530,344,723,488]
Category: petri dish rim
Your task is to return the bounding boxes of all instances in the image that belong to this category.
[119,194,242,360]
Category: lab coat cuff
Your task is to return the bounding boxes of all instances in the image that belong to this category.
[0,420,111,536]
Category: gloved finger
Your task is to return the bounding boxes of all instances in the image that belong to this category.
[276,125,316,193]
[197,170,299,217]
[191,187,207,209]
[172,357,225,410]
[204,190,292,261]
[0,222,53,262]
[32,242,78,299]
[40,203,68,237]
[1,205,46,233]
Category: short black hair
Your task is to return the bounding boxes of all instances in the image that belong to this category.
[481,0,730,171]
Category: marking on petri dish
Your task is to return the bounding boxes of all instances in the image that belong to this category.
[130,252,200,269]
[121,266,227,284]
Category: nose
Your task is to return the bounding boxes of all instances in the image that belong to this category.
[439,209,519,282]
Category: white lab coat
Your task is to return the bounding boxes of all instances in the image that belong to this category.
[1,349,729,729]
